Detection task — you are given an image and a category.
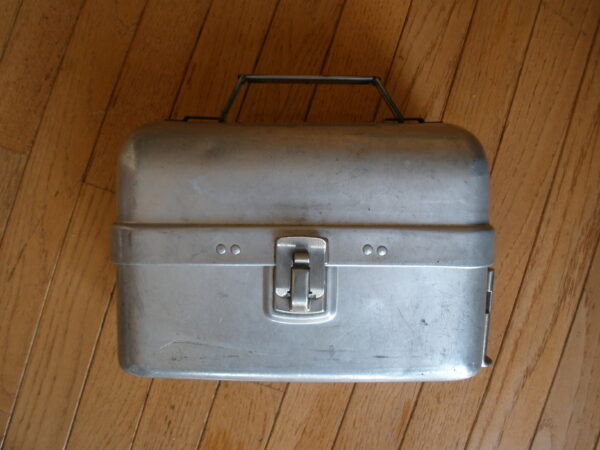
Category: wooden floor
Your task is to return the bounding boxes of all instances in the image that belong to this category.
[0,0,598,448]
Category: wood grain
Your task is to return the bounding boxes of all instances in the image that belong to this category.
[200,2,413,447]
[1,1,599,447]
[122,1,281,445]
[330,2,478,444]
[467,22,600,448]
[66,296,151,450]
[443,0,541,162]
[307,0,411,123]
[198,382,283,450]
[131,380,218,450]
[0,0,22,59]
[67,3,222,444]
[237,0,345,123]
[531,247,600,450]
[0,147,25,241]
[2,185,116,449]
[334,384,421,449]
[84,0,213,191]
[259,2,413,446]
[266,384,351,449]
[0,0,146,440]
[0,0,85,152]
[171,0,278,120]
[375,0,477,121]
[399,0,600,447]
[183,1,353,446]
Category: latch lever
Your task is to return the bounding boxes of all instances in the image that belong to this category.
[290,251,311,313]
[273,237,327,316]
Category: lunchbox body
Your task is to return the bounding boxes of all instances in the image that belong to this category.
[113,122,494,382]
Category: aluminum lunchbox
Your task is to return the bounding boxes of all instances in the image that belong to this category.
[112,75,494,382]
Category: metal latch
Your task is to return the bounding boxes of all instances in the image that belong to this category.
[274,237,327,315]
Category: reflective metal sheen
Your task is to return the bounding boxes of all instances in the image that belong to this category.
[113,121,494,382]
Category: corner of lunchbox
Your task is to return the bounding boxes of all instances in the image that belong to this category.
[116,120,186,194]
[117,123,157,175]
[118,340,155,378]
[461,361,485,380]
[431,122,485,173]
[445,123,489,173]
[118,360,155,379]
[440,360,485,382]
[115,123,157,221]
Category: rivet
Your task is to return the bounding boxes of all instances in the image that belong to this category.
[362,244,373,256]
[231,244,241,255]
[377,246,388,256]
[216,244,227,255]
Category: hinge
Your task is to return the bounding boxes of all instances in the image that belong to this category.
[274,237,327,315]
[482,268,494,367]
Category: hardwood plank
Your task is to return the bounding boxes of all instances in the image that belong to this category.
[331,2,477,444]
[2,1,596,447]
[467,20,600,448]
[483,0,600,387]
[66,296,151,450]
[0,147,26,241]
[68,0,279,445]
[195,379,285,450]
[443,0,541,162]
[334,384,420,450]
[198,383,283,450]
[257,382,287,392]
[86,5,412,444]
[0,0,22,59]
[3,185,116,449]
[131,380,218,450]
[0,0,85,153]
[264,1,412,447]
[84,0,213,191]
[199,2,411,446]
[172,0,278,120]
[72,0,237,444]
[237,0,345,123]
[307,0,411,123]
[0,0,146,439]
[187,1,351,446]
[375,0,477,121]
[531,247,600,450]
[118,1,280,446]
[400,0,600,447]
[266,384,351,449]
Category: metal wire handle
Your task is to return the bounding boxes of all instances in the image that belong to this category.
[183,74,421,123]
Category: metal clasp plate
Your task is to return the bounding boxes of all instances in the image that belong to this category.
[482,268,494,367]
[274,237,327,315]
